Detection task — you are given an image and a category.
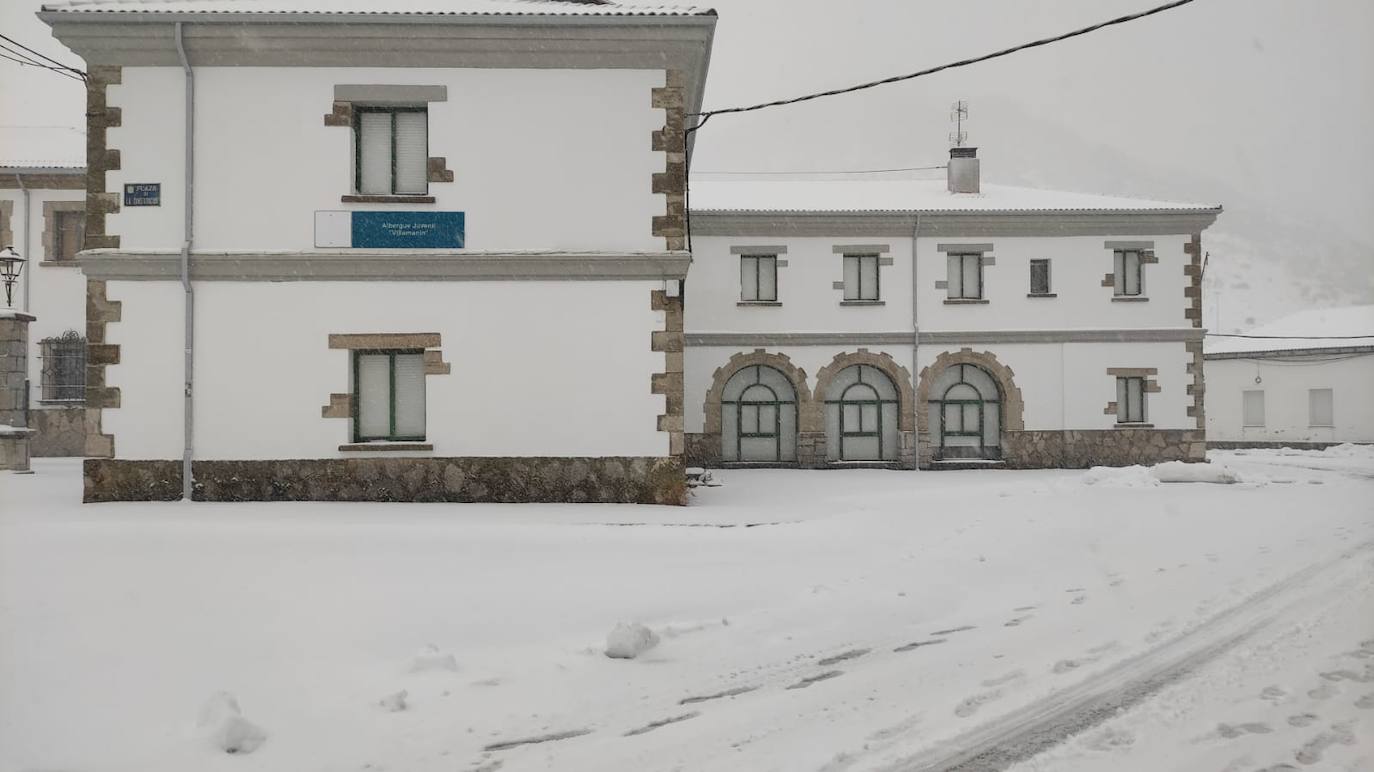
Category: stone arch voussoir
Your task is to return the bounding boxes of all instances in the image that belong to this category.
[702,349,814,436]
[917,349,1026,465]
[813,349,917,433]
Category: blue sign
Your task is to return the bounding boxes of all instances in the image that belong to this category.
[123,183,161,207]
[351,211,465,249]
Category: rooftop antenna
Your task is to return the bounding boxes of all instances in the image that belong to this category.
[949,99,969,147]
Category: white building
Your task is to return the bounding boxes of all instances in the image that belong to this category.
[0,162,88,457]
[42,0,716,503]
[1204,305,1374,448]
[685,150,1221,469]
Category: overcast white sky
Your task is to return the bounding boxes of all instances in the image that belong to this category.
[3,0,1372,244]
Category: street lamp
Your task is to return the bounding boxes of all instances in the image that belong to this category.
[0,247,24,309]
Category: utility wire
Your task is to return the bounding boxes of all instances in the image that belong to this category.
[0,50,84,83]
[1205,333,1374,340]
[690,0,1199,119]
[0,32,86,79]
[0,45,84,83]
[694,164,947,176]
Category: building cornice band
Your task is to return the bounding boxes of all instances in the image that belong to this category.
[690,210,1221,238]
[80,251,693,281]
[686,328,1206,347]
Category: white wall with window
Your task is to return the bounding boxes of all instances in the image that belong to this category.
[1205,352,1374,444]
[101,280,672,460]
[105,66,670,253]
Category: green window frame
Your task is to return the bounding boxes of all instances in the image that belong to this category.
[1114,250,1143,296]
[948,253,983,299]
[352,349,427,442]
[1116,376,1146,423]
[740,254,778,302]
[843,254,880,301]
[353,105,429,196]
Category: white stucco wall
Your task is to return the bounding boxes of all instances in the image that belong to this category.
[102,280,669,460]
[1,187,88,408]
[105,66,669,253]
[1205,354,1374,443]
[687,233,1194,334]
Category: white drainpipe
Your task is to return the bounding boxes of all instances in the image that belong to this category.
[17,174,30,312]
[175,22,196,500]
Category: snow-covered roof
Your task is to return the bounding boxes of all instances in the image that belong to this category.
[0,162,85,173]
[688,179,1220,214]
[1205,305,1374,357]
[0,128,85,171]
[40,0,713,16]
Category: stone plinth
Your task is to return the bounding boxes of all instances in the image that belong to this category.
[0,310,35,472]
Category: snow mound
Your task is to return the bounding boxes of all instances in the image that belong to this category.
[1323,443,1374,458]
[378,690,408,712]
[410,644,458,673]
[1151,461,1241,484]
[1082,465,1158,488]
[196,692,266,755]
[605,622,660,659]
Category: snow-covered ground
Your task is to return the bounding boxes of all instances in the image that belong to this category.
[1,449,1371,772]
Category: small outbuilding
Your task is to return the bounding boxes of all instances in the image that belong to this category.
[1204,305,1374,448]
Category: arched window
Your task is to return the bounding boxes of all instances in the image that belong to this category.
[928,363,1002,460]
[720,365,798,463]
[824,364,899,461]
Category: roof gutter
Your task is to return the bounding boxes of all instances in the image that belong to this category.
[175,20,195,501]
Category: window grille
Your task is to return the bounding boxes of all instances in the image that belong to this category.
[39,330,85,402]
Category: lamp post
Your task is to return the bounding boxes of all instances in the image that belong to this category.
[0,247,24,309]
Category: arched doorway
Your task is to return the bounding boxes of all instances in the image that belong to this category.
[928,363,1002,460]
[721,365,798,463]
[823,364,900,461]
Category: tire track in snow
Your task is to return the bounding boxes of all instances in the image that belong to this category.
[866,538,1374,772]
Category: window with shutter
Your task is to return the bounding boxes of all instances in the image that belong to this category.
[843,254,879,301]
[54,211,85,261]
[740,255,777,302]
[1114,250,1143,296]
[1242,390,1265,427]
[353,350,427,442]
[1309,388,1334,427]
[354,106,428,196]
[947,253,982,299]
[1116,376,1146,423]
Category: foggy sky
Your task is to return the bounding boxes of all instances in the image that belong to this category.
[3,0,1372,243]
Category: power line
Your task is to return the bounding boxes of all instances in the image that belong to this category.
[691,0,1200,119]
[1205,333,1374,340]
[694,164,947,176]
[0,45,85,83]
[0,32,85,79]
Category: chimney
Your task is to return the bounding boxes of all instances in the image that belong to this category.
[947,146,980,194]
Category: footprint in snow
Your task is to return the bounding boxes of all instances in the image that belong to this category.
[1294,722,1356,765]
[1080,727,1135,751]
[1004,615,1033,627]
[1287,713,1319,727]
[1307,681,1340,701]
[1260,685,1288,703]
[894,638,947,653]
[786,670,844,690]
[1217,722,1272,738]
[1355,693,1374,710]
[1012,605,1037,612]
[817,648,870,667]
[954,689,1004,718]
[931,625,976,636]
[623,712,699,737]
[1071,594,1088,605]
[980,670,1025,688]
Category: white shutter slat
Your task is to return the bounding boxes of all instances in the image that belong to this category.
[393,353,427,438]
[946,254,961,298]
[740,257,758,301]
[394,111,428,195]
[862,257,879,300]
[358,112,393,195]
[759,257,777,301]
[963,256,980,299]
[357,354,391,438]
[843,256,860,300]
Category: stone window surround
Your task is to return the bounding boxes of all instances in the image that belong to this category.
[1103,240,1158,299]
[1103,366,1160,426]
[322,332,450,452]
[0,200,12,251]
[323,84,455,201]
[832,244,893,302]
[935,242,995,302]
[42,200,86,265]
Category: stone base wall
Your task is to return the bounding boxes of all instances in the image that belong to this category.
[84,457,687,505]
[1208,440,1367,451]
[685,432,718,468]
[1000,429,1205,469]
[30,407,85,457]
[0,428,34,471]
